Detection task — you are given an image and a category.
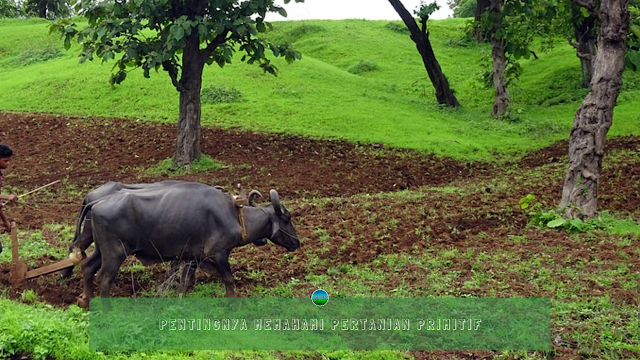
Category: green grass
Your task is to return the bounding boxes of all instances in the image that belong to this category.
[143,155,225,175]
[1,18,638,162]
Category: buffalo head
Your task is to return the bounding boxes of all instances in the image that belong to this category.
[268,189,300,251]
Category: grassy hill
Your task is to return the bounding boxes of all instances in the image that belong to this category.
[1,17,640,360]
[1,17,639,162]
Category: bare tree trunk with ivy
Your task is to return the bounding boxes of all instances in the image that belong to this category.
[571,5,597,88]
[388,0,460,107]
[560,0,629,220]
[474,0,491,41]
[489,0,509,118]
[173,34,204,168]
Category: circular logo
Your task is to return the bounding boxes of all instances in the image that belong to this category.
[311,289,329,306]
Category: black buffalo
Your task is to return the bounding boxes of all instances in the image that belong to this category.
[62,181,265,295]
[77,182,299,308]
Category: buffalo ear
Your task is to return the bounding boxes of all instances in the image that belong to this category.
[270,190,282,216]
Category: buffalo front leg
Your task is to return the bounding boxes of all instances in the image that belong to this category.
[97,250,127,313]
[212,253,237,298]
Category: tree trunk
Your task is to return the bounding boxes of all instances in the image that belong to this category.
[560,0,629,220]
[474,0,491,41]
[489,0,509,118]
[574,13,597,88]
[37,0,47,18]
[387,0,460,107]
[173,37,204,168]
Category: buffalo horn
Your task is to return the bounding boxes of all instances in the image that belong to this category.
[270,189,283,215]
[248,190,263,207]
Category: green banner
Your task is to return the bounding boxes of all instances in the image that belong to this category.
[88,298,550,351]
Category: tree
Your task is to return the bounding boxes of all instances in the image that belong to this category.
[387,0,460,107]
[52,0,303,167]
[559,0,629,219]
[23,0,71,19]
[447,0,477,18]
[487,0,509,118]
[0,0,20,17]
[473,0,490,40]
[477,0,557,118]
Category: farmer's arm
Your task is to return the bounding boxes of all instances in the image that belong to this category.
[0,194,18,204]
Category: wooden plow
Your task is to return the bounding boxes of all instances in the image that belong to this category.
[9,222,81,286]
[7,180,82,285]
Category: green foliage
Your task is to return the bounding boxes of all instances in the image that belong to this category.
[626,3,640,71]
[519,194,605,233]
[22,0,71,19]
[0,0,20,18]
[347,61,378,75]
[49,0,304,87]
[415,1,440,21]
[478,50,523,89]
[451,0,477,18]
[201,84,245,104]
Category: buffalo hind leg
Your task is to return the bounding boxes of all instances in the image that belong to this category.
[79,247,102,309]
[61,217,94,279]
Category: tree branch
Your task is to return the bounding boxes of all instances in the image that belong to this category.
[162,60,184,92]
[571,0,597,16]
[202,30,231,60]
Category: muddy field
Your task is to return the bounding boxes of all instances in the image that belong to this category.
[0,111,639,359]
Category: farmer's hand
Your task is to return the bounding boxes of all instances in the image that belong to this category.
[6,194,17,205]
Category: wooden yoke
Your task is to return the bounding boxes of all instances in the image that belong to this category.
[233,196,247,242]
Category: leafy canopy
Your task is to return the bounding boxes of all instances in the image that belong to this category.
[50,0,304,87]
[0,0,21,18]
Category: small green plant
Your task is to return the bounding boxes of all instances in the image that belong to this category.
[0,333,18,358]
[347,61,378,75]
[201,84,244,104]
[20,289,37,304]
[519,194,605,233]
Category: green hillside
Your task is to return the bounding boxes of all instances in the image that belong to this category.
[0,17,639,161]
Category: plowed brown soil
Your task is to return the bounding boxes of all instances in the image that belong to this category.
[0,111,639,360]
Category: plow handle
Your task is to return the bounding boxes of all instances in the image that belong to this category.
[10,222,18,264]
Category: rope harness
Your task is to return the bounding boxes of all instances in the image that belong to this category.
[233,196,247,243]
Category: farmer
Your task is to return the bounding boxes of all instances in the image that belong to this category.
[0,144,18,255]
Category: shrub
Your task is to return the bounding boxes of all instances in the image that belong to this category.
[201,84,244,104]
[385,21,408,34]
[11,43,62,66]
[347,61,378,75]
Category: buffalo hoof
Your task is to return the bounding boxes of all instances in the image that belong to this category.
[77,295,88,309]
